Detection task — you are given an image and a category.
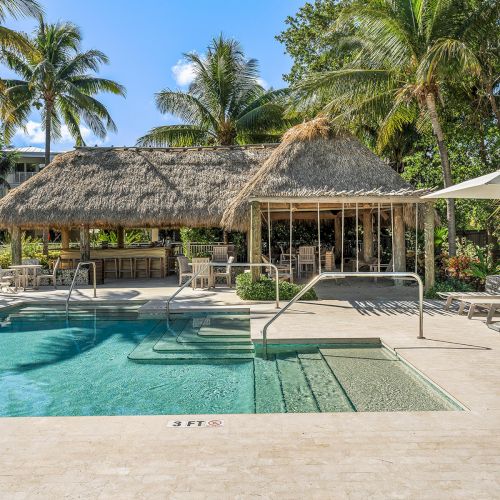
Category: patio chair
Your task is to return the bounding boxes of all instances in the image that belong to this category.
[262,255,292,282]
[213,256,234,287]
[192,257,212,289]
[212,246,228,263]
[36,257,60,289]
[298,246,316,277]
[176,256,193,285]
[0,266,17,293]
[22,258,40,287]
[457,296,500,321]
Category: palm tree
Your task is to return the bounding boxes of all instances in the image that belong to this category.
[0,0,41,51]
[0,18,125,253]
[295,0,499,256]
[137,35,288,147]
[0,138,16,190]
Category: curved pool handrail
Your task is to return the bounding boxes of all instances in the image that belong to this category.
[261,271,424,357]
[65,261,97,316]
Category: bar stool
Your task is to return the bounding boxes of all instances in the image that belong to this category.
[119,257,135,279]
[149,257,164,278]
[134,257,150,278]
[103,258,119,279]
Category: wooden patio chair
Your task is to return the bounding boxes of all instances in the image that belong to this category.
[192,257,212,289]
[176,256,193,285]
[298,246,316,277]
[213,256,234,287]
[212,246,229,263]
[36,257,61,289]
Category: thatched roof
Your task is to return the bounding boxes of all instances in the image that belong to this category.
[0,145,275,229]
[221,119,430,230]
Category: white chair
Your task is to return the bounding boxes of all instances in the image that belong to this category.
[0,266,17,293]
[212,246,229,263]
[192,257,212,289]
[22,258,40,287]
[213,256,234,287]
[36,257,60,289]
[176,256,193,285]
[298,246,316,277]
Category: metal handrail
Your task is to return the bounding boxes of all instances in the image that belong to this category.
[261,271,424,357]
[166,262,281,318]
[65,261,97,315]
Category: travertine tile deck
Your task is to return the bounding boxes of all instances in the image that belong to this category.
[1,278,499,499]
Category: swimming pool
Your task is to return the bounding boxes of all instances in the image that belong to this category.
[0,305,460,416]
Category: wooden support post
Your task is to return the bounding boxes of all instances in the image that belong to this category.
[80,225,91,262]
[334,216,342,259]
[250,201,262,282]
[117,226,125,249]
[393,206,406,285]
[11,226,22,265]
[222,230,229,245]
[151,228,159,242]
[362,209,373,262]
[61,228,70,250]
[424,203,435,292]
[42,228,49,256]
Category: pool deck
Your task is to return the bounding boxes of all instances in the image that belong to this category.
[1,278,499,498]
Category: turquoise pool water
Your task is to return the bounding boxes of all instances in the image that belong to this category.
[0,305,460,417]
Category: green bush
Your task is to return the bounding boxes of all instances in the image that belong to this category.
[236,272,317,301]
[425,278,474,299]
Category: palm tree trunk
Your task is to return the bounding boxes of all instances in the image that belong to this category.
[42,105,52,256]
[425,92,457,256]
[487,86,500,129]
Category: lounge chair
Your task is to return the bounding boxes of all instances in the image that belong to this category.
[438,275,500,310]
[36,257,60,289]
[457,297,500,322]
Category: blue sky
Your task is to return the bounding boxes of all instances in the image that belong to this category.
[3,0,304,151]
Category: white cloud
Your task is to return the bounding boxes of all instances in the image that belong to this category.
[171,59,197,86]
[13,120,104,148]
[257,77,269,90]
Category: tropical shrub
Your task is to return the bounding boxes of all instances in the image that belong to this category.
[469,247,500,283]
[236,272,317,301]
[425,278,474,299]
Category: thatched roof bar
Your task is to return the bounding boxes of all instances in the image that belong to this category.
[250,194,432,204]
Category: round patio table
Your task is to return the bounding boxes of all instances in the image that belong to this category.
[9,264,43,291]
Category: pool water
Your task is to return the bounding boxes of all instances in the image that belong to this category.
[0,305,460,417]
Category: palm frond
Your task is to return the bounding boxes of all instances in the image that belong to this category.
[136,125,211,147]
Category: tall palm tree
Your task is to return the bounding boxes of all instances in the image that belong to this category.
[0,0,41,51]
[0,18,125,254]
[296,0,499,256]
[1,19,125,167]
[137,35,288,147]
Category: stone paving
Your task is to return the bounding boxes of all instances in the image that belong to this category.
[0,277,499,498]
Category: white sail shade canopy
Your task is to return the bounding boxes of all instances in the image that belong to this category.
[422,171,500,200]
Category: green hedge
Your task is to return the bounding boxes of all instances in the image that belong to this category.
[425,278,474,299]
[236,272,317,301]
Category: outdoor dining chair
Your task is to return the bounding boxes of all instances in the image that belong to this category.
[177,256,193,285]
[36,257,61,289]
[212,246,229,262]
[192,257,213,289]
[213,256,234,287]
[298,246,316,277]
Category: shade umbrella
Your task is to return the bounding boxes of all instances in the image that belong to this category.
[422,171,500,199]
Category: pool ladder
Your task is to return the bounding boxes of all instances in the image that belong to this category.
[261,271,425,357]
[65,261,97,315]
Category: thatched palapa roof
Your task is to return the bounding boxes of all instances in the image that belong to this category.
[221,119,430,230]
[0,145,275,229]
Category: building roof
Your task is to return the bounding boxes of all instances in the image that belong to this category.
[0,145,274,229]
[221,119,429,230]
[0,122,428,231]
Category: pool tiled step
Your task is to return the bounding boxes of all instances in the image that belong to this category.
[275,353,319,413]
[298,352,355,412]
[128,315,255,362]
[254,355,286,413]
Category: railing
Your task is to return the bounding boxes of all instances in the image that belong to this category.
[261,271,424,357]
[166,262,281,318]
[184,242,234,259]
[65,261,97,315]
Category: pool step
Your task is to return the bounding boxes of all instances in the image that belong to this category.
[128,315,255,362]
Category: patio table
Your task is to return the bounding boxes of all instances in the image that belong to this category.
[9,264,43,290]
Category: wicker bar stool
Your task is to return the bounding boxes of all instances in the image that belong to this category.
[103,258,119,279]
[134,257,150,278]
[119,257,135,279]
[149,257,164,278]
